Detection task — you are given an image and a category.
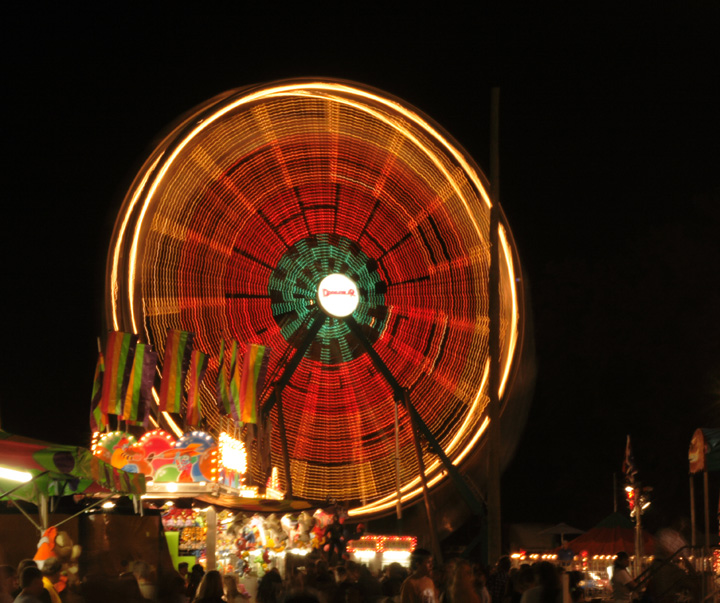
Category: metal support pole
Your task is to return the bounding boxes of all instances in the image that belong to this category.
[39,493,49,531]
[258,312,326,498]
[703,469,710,566]
[404,390,442,564]
[7,497,43,532]
[344,316,484,516]
[690,474,696,548]
[394,400,403,530]
[276,389,293,497]
[206,506,217,570]
[488,86,502,564]
[261,312,327,415]
[634,487,642,576]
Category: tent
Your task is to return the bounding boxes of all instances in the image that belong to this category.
[538,522,585,542]
[565,512,654,556]
[0,430,145,530]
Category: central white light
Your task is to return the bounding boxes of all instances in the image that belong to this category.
[317,274,360,317]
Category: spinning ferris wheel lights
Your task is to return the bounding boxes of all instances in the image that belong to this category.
[106,79,528,514]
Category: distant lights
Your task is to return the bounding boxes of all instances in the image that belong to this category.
[346,535,416,554]
[510,553,557,561]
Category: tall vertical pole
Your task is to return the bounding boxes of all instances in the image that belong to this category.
[488,86,502,565]
[703,469,710,565]
[404,390,443,565]
[39,493,49,531]
[634,487,642,576]
[206,505,217,570]
[690,474,696,548]
[394,400,403,532]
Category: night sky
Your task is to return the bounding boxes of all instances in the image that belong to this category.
[2,5,720,537]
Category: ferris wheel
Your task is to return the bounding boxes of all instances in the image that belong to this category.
[107,79,528,517]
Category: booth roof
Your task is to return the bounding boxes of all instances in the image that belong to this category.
[0,430,146,505]
[195,491,312,513]
[566,512,654,556]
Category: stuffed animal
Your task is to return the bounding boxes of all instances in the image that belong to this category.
[296,511,315,546]
[265,513,287,548]
[34,527,82,590]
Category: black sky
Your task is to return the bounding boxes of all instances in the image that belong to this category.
[2,4,720,535]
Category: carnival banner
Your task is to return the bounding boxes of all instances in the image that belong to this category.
[186,349,209,427]
[228,340,241,422]
[240,343,269,424]
[158,330,194,413]
[89,352,107,432]
[101,331,137,416]
[122,343,157,425]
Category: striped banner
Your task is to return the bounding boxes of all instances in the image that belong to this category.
[158,330,194,413]
[100,331,136,416]
[186,349,209,427]
[216,339,232,416]
[121,343,157,424]
[89,352,107,432]
[228,340,241,422]
[240,344,269,424]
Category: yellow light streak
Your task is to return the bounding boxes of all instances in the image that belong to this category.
[110,155,162,331]
[150,388,184,438]
[499,225,519,399]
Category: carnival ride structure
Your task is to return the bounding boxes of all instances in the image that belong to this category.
[105,79,534,524]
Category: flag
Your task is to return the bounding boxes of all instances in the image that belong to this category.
[158,330,194,413]
[186,349,209,427]
[121,343,157,424]
[240,343,269,424]
[216,339,232,416]
[89,352,107,432]
[100,331,137,416]
[623,434,638,485]
[228,340,241,422]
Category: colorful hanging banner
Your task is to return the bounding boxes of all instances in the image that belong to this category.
[101,331,137,416]
[240,344,269,424]
[90,352,107,432]
[122,343,157,424]
[228,340,241,422]
[186,349,209,427]
[216,339,232,416]
[158,330,194,413]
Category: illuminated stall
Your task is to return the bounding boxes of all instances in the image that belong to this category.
[347,535,417,573]
[91,428,287,572]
